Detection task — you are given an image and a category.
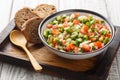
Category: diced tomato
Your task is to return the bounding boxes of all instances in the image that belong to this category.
[73,46,79,53]
[47,24,52,28]
[88,32,95,36]
[80,25,88,34]
[81,44,91,52]
[94,41,103,49]
[52,25,58,29]
[103,25,109,30]
[63,22,68,27]
[73,19,80,24]
[90,37,97,41]
[52,29,59,35]
[66,43,75,51]
[106,34,111,38]
[52,41,58,47]
[96,24,103,30]
[62,40,66,45]
[74,12,80,18]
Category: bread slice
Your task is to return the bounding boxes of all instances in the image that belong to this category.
[14,7,38,30]
[21,17,43,43]
[33,4,57,19]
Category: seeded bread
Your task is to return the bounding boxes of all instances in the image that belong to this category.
[14,7,38,30]
[21,17,43,43]
[33,4,57,19]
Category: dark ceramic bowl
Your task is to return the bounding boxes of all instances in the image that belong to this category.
[38,9,115,60]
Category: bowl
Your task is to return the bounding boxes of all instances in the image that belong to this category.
[38,9,115,60]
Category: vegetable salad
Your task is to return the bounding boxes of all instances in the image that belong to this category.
[43,13,112,53]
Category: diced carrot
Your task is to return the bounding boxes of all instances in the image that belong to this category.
[47,24,52,28]
[66,43,75,51]
[106,34,111,38]
[74,12,80,18]
[94,41,103,49]
[52,29,59,35]
[81,44,91,52]
[80,25,88,34]
[73,19,80,24]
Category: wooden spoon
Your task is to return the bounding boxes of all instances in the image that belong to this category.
[10,30,42,71]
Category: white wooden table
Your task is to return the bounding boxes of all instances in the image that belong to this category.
[0,0,120,80]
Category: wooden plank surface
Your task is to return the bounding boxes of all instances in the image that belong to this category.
[0,0,120,80]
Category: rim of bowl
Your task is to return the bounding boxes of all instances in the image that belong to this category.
[38,9,115,55]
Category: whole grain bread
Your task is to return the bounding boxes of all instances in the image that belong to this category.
[33,4,57,19]
[21,17,42,43]
[14,7,38,30]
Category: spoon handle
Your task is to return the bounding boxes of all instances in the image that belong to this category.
[22,46,42,71]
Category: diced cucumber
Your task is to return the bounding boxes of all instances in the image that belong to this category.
[92,46,96,50]
[71,32,78,40]
[90,20,96,24]
[43,29,51,38]
[53,20,58,24]
[82,19,88,24]
[104,37,110,44]
[88,15,93,21]
[49,21,55,25]
[78,33,84,38]
[100,30,107,35]
[75,38,83,46]
[58,27,64,32]
[62,14,67,19]
[83,35,89,40]
[99,36,104,42]
[86,21,91,26]
[101,20,105,24]
[65,27,73,34]
[56,16,61,21]
[49,43,53,47]
[54,37,60,43]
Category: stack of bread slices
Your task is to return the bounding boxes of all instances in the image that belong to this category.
[14,4,56,44]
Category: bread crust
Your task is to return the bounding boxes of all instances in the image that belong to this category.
[21,17,43,43]
[14,7,38,30]
[33,4,57,18]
